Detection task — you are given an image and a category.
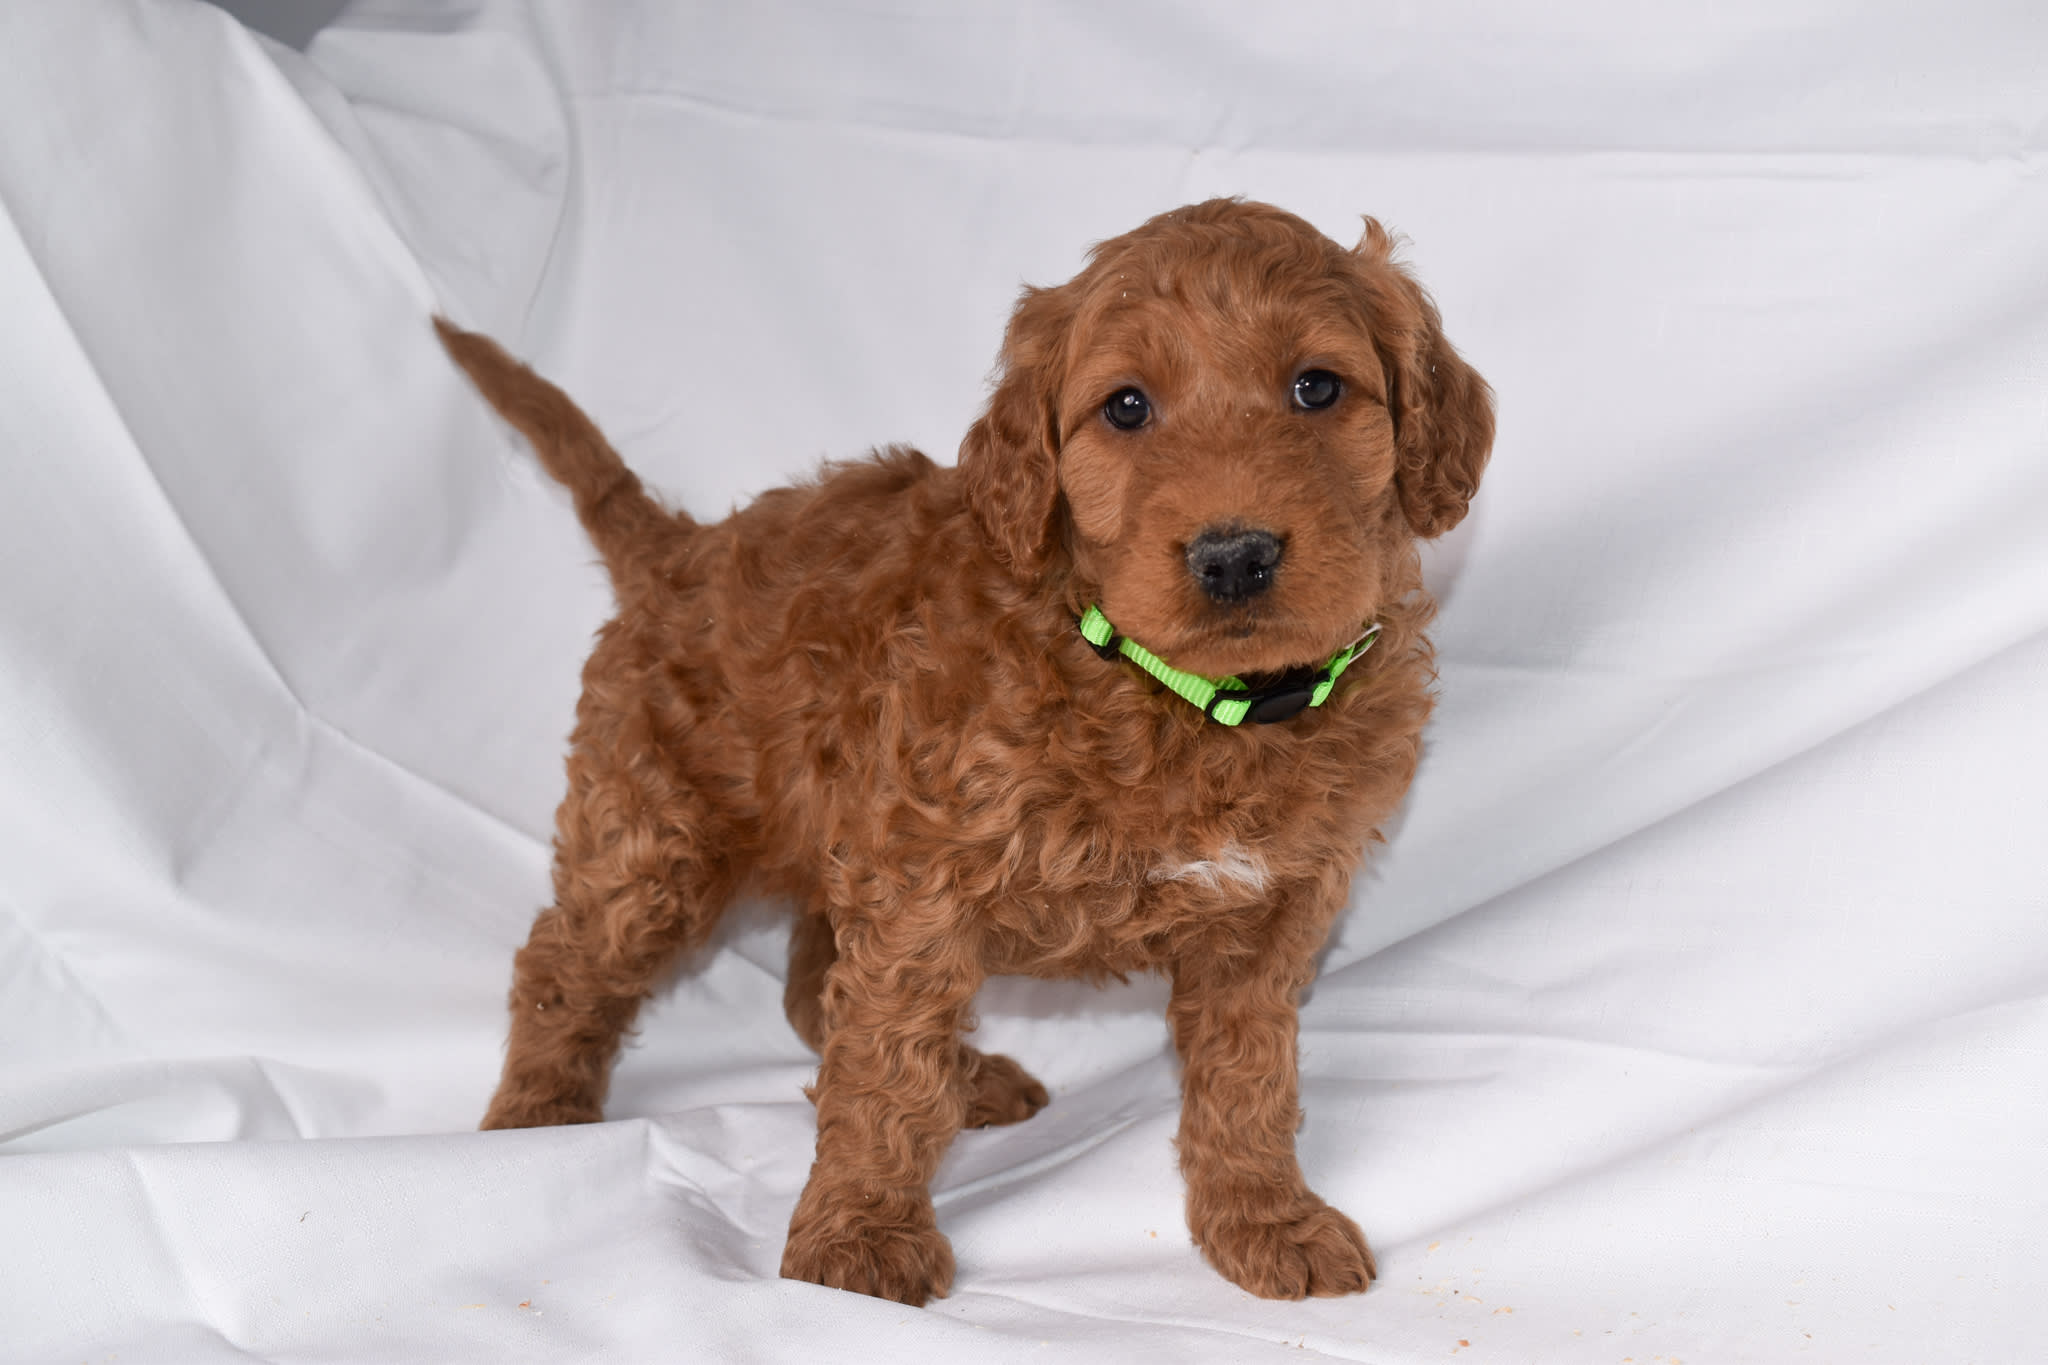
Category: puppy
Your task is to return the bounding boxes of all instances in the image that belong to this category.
[437,197,1493,1305]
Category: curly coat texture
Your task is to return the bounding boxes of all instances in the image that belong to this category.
[437,198,1494,1306]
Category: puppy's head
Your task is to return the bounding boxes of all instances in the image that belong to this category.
[960,198,1493,678]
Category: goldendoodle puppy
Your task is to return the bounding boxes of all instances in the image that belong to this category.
[437,196,1493,1305]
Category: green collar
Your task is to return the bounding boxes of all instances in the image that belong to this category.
[1077,604,1381,726]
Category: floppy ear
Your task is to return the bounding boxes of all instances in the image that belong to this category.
[958,284,1071,578]
[1355,218,1496,539]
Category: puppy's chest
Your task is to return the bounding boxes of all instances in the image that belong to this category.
[985,822,1284,975]
[971,760,1318,973]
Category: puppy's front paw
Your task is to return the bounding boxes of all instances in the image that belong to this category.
[480,1092,602,1130]
[1195,1198,1376,1299]
[781,1213,955,1306]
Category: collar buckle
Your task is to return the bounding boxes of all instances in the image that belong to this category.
[1233,678,1318,725]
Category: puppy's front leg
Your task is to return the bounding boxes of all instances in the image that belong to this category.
[1169,932,1376,1299]
[780,920,981,1305]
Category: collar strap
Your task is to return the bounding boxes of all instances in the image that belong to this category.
[1077,604,1381,726]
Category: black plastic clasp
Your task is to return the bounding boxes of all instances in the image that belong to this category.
[1244,683,1316,724]
[1208,665,1324,725]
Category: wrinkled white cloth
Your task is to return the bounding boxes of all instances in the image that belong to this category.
[1,1,2043,1360]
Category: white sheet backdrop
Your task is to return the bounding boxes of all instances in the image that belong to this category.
[2,1,2044,1360]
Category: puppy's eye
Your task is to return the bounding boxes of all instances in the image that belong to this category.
[1103,387,1152,430]
[1292,370,1342,411]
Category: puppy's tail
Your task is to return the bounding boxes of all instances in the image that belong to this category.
[433,317,686,576]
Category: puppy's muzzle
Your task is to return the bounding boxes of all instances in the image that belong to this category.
[1186,528,1283,604]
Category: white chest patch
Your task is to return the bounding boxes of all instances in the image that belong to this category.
[1146,843,1272,898]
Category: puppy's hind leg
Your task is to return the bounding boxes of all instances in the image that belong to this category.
[482,757,740,1131]
[781,903,837,1055]
[782,906,1048,1129]
[956,1041,1050,1130]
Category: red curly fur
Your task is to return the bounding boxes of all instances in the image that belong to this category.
[437,197,1494,1306]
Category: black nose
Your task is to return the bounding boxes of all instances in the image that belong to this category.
[1185,528,1283,604]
